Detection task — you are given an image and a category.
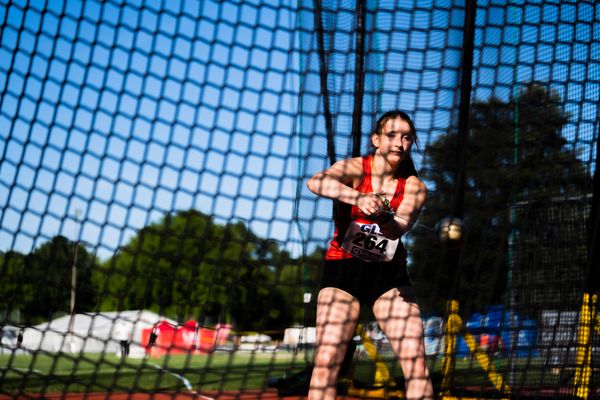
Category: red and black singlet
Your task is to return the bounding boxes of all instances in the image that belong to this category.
[325,155,409,262]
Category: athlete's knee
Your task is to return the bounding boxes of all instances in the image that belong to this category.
[400,355,430,379]
[314,345,344,369]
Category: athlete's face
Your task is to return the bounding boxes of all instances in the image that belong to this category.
[372,117,414,164]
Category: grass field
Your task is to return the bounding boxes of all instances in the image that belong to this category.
[1,350,597,397]
[0,351,310,394]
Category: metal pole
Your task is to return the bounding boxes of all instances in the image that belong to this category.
[313,0,336,166]
[441,1,477,393]
[351,0,366,157]
[452,0,477,220]
[67,209,81,352]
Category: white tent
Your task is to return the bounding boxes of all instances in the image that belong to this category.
[283,327,316,346]
[19,310,176,357]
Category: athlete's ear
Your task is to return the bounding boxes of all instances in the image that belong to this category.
[371,133,380,149]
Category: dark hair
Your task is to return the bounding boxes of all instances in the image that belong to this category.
[367,110,419,178]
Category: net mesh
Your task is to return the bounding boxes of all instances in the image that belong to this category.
[0,0,598,398]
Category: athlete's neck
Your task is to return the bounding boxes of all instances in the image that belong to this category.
[370,154,398,194]
[371,153,398,179]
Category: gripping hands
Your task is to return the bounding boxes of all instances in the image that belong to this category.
[357,192,395,224]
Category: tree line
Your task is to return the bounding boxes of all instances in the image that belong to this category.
[410,84,591,316]
[0,212,324,331]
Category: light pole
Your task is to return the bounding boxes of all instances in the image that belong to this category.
[66,208,81,352]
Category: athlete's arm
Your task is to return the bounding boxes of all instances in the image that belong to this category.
[378,176,427,240]
[306,157,385,215]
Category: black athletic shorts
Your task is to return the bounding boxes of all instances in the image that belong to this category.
[320,257,412,306]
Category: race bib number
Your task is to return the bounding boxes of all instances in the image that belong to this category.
[341,221,399,262]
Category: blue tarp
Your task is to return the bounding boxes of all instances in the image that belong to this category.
[424,305,538,357]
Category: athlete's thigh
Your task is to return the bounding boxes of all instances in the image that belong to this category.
[372,287,424,344]
[316,287,360,346]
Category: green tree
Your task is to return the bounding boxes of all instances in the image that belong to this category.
[0,237,98,324]
[275,246,325,326]
[96,210,294,331]
[0,251,27,322]
[410,85,591,315]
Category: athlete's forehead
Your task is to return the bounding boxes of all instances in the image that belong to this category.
[382,117,412,135]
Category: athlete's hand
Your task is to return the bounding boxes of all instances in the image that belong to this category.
[357,191,388,217]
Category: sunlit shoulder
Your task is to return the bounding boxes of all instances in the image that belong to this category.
[405,175,427,202]
[322,157,364,184]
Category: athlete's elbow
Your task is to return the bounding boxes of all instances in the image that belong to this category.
[393,221,414,239]
[306,174,323,195]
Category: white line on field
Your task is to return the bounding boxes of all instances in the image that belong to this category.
[149,363,193,391]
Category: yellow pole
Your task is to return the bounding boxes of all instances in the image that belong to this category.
[573,292,598,399]
[358,325,391,386]
[347,325,403,399]
[441,300,461,393]
[461,329,510,395]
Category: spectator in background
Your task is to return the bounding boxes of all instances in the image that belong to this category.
[114,321,130,359]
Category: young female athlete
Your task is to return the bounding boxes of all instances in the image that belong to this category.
[306,110,434,400]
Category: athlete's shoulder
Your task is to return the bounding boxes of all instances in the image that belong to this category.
[406,175,427,196]
[328,156,363,174]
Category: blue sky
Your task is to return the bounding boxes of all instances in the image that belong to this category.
[0,0,598,260]
[0,0,305,259]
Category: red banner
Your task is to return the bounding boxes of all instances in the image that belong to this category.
[141,320,231,356]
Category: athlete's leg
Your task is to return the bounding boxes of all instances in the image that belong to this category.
[308,287,360,400]
[373,286,434,400]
